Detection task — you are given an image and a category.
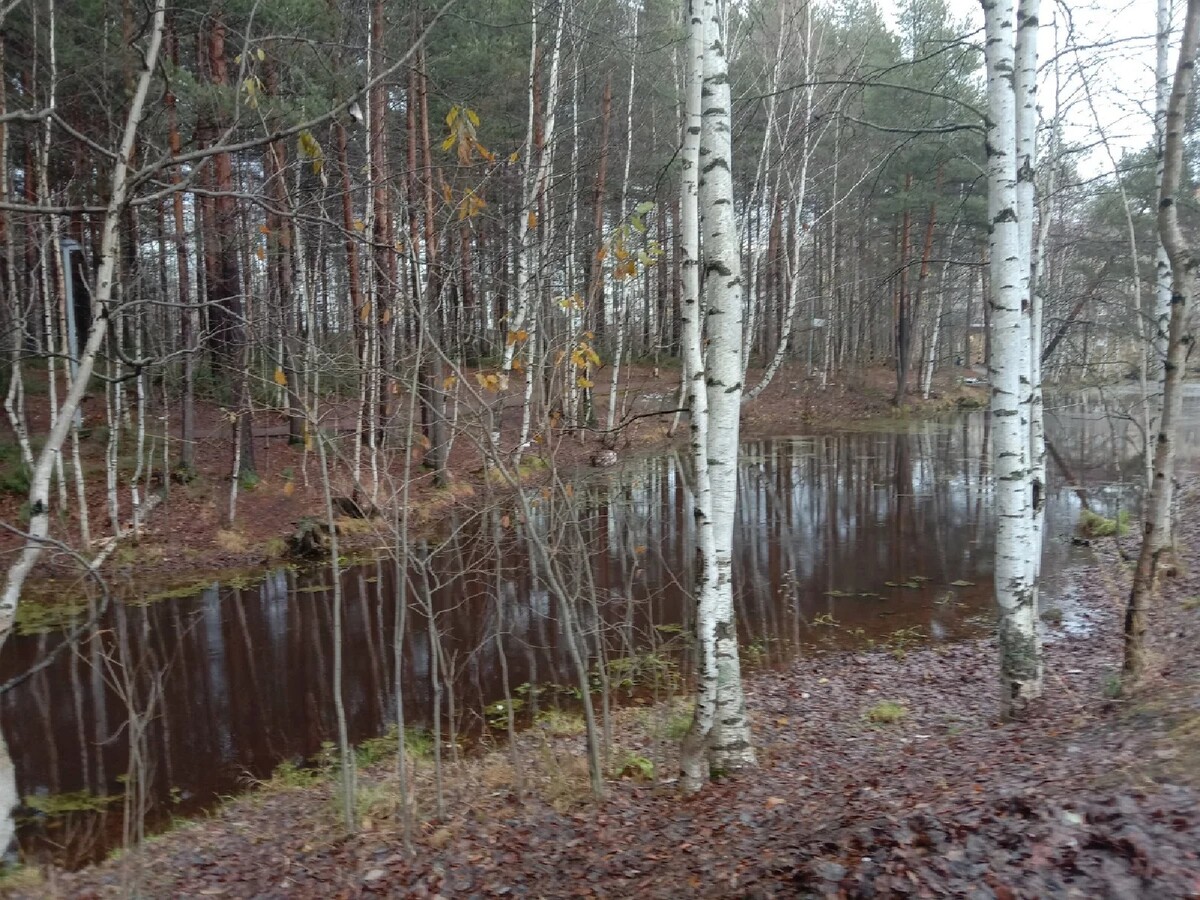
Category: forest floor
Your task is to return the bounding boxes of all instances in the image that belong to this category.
[10,483,1200,898]
[0,361,985,604]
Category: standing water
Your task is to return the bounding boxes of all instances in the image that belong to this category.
[3,400,1196,865]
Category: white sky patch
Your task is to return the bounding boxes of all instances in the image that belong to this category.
[874,0,1176,177]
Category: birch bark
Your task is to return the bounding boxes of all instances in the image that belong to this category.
[982,0,1043,715]
[681,0,754,789]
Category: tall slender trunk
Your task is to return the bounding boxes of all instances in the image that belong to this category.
[204,14,253,481]
[1151,0,1173,412]
[983,0,1043,716]
[680,0,755,790]
[165,22,196,472]
[416,47,449,484]
[604,4,639,437]
[1124,0,1200,684]
[586,77,613,352]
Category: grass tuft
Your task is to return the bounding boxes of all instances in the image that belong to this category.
[864,701,908,724]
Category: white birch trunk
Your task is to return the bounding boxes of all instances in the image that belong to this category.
[604,2,640,436]
[983,0,1043,715]
[678,0,721,791]
[0,0,166,854]
[514,0,566,462]
[502,1,541,377]
[1152,0,1173,383]
[692,0,754,775]
[1145,0,1173,493]
[1016,0,1046,604]
[744,4,817,399]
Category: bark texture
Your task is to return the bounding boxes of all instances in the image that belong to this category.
[982,0,1043,716]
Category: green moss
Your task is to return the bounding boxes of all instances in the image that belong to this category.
[613,752,655,781]
[14,597,88,635]
[534,708,586,737]
[865,701,908,724]
[265,759,325,790]
[603,651,680,693]
[0,454,30,495]
[1078,508,1130,538]
[22,790,120,816]
[665,708,693,741]
[485,698,525,729]
[0,864,43,891]
[263,537,288,559]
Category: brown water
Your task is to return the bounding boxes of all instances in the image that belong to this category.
[3,399,1195,865]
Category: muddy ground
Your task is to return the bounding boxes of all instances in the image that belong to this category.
[11,480,1200,899]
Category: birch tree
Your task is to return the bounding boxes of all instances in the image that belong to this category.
[982,0,1043,716]
[680,0,755,791]
[1124,0,1200,685]
[0,0,166,852]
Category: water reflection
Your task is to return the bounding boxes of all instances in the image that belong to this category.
[3,402,1196,865]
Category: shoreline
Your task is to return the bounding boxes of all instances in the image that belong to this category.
[6,364,986,611]
[9,483,1200,897]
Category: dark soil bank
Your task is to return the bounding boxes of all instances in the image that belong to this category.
[17,485,1200,898]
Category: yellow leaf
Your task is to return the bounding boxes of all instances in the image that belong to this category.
[442,183,454,204]
[634,545,647,555]
[443,374,458,390]
[298,130,321,159]
[446,106,460,128]
[512,357,524,372]
[353,219,365,232]
[441,134,456,152]
[258,224,270,235]
[360,301,372,322]
[527,211,538,229]
[382,308,392,325]
[283,480,295,496]
[273,367,287,386]
[466,108,480,127]
[395,240,405,253]
[417,433,431,449]
[509,151,519,163]
[256,48,266,62]
[576,377,594,389]
[564,483,574,498]
[585,346,602,366]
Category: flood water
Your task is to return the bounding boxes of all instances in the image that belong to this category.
[4,394,1198,865]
